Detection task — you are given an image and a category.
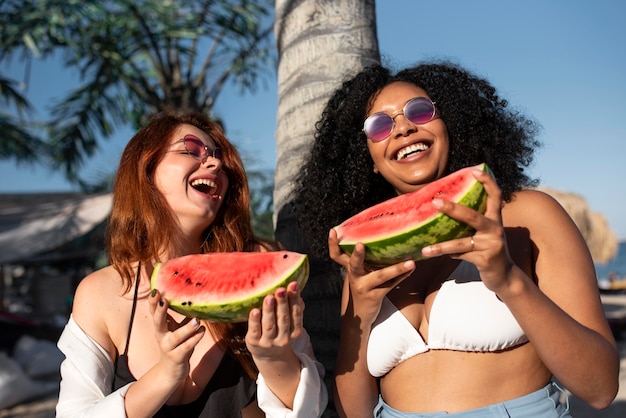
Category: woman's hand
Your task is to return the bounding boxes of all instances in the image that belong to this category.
[148,289,205,382]
[329,229,415,321]
[330,230,414,417]
[421,168,514,294]
[245,281,305,409]
[122,289,206,414]
[245,281,304,360]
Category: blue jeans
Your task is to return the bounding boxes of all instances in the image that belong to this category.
[374,382,571,417]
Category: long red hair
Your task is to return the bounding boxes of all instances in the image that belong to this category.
[107,109,266,378]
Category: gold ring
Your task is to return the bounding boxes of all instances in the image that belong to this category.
[470,236,475,251]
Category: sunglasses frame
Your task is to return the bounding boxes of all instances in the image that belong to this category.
[171,134,223,162]
[363,97,437,142]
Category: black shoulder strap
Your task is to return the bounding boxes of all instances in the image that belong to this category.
[123,262,141,357]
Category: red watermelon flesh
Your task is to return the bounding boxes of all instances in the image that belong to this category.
[335,163,490,265]
[151,251,309,322]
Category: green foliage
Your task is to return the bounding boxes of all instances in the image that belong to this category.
[248,166,275,240]
[0,73,45,162]
[0,0,275,182]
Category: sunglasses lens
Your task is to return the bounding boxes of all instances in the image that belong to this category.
[213,148,223,161]
[183,136,206,159]
[364,114,394,142]
[363,98,435,142]
[405,98,436,124]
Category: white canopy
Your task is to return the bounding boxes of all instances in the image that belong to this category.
[0,193,112,264]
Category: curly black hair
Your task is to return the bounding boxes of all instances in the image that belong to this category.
[293,59,541,261]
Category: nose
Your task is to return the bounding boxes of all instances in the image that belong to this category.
[201,154,222,171]
[391,111,417,138]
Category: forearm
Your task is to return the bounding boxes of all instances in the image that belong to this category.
[498,266,619,408]
[255,349,302,409]
[334,317,378,418]
[123,362,183,418]
[255,331,328,417]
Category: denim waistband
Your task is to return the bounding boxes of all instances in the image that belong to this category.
[374,381,571,417]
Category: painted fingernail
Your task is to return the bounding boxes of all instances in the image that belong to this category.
[191,318,199,327]
[276,288,286,298]
[151,289,157,297]
[158,298,164,307]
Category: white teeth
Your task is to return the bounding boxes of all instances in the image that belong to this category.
[191,179,217,188]
[191,179,217,194]
[396,143,429,160]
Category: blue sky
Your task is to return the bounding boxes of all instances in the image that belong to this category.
[1,0,625,242]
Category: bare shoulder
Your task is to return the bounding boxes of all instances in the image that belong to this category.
[71,265,124,358]
[503,188,563,213]
[73,265,123,311]
[505,189,597,293]
[502,189,578,234]
[506,193,613,338]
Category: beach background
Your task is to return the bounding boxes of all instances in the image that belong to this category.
[597,242,626,285]
[1,1,624,415]
[1,242,626,417]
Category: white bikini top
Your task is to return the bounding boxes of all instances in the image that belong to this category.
[367,261,528,377]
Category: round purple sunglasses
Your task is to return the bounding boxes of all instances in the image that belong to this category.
[363,97,437,142]
[171,134,223,162]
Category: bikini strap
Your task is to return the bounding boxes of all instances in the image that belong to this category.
[122,262,141,357]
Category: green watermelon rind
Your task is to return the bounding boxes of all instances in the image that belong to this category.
[151,254,309,323]
[337,163,490,266]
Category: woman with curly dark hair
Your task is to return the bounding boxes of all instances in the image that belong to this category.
[294,61,618,417]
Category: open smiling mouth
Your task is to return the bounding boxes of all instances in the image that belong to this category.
[191,178,218,196]
[395,142,430,160]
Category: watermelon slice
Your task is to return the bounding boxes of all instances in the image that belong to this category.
[334,163,490,265]
[151,251,309,322]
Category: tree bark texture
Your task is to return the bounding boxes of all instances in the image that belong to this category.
[273,1,380,415]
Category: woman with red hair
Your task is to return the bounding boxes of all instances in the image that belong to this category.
[56,110,327,417]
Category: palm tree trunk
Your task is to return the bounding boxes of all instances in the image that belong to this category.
[273,1,380,415]
[274,0,379,234]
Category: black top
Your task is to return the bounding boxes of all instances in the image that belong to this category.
[112,264,256,417]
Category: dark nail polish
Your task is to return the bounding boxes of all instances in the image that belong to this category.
[151,289,157,297]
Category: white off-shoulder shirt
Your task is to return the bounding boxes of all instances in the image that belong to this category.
[56,316,327,417]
